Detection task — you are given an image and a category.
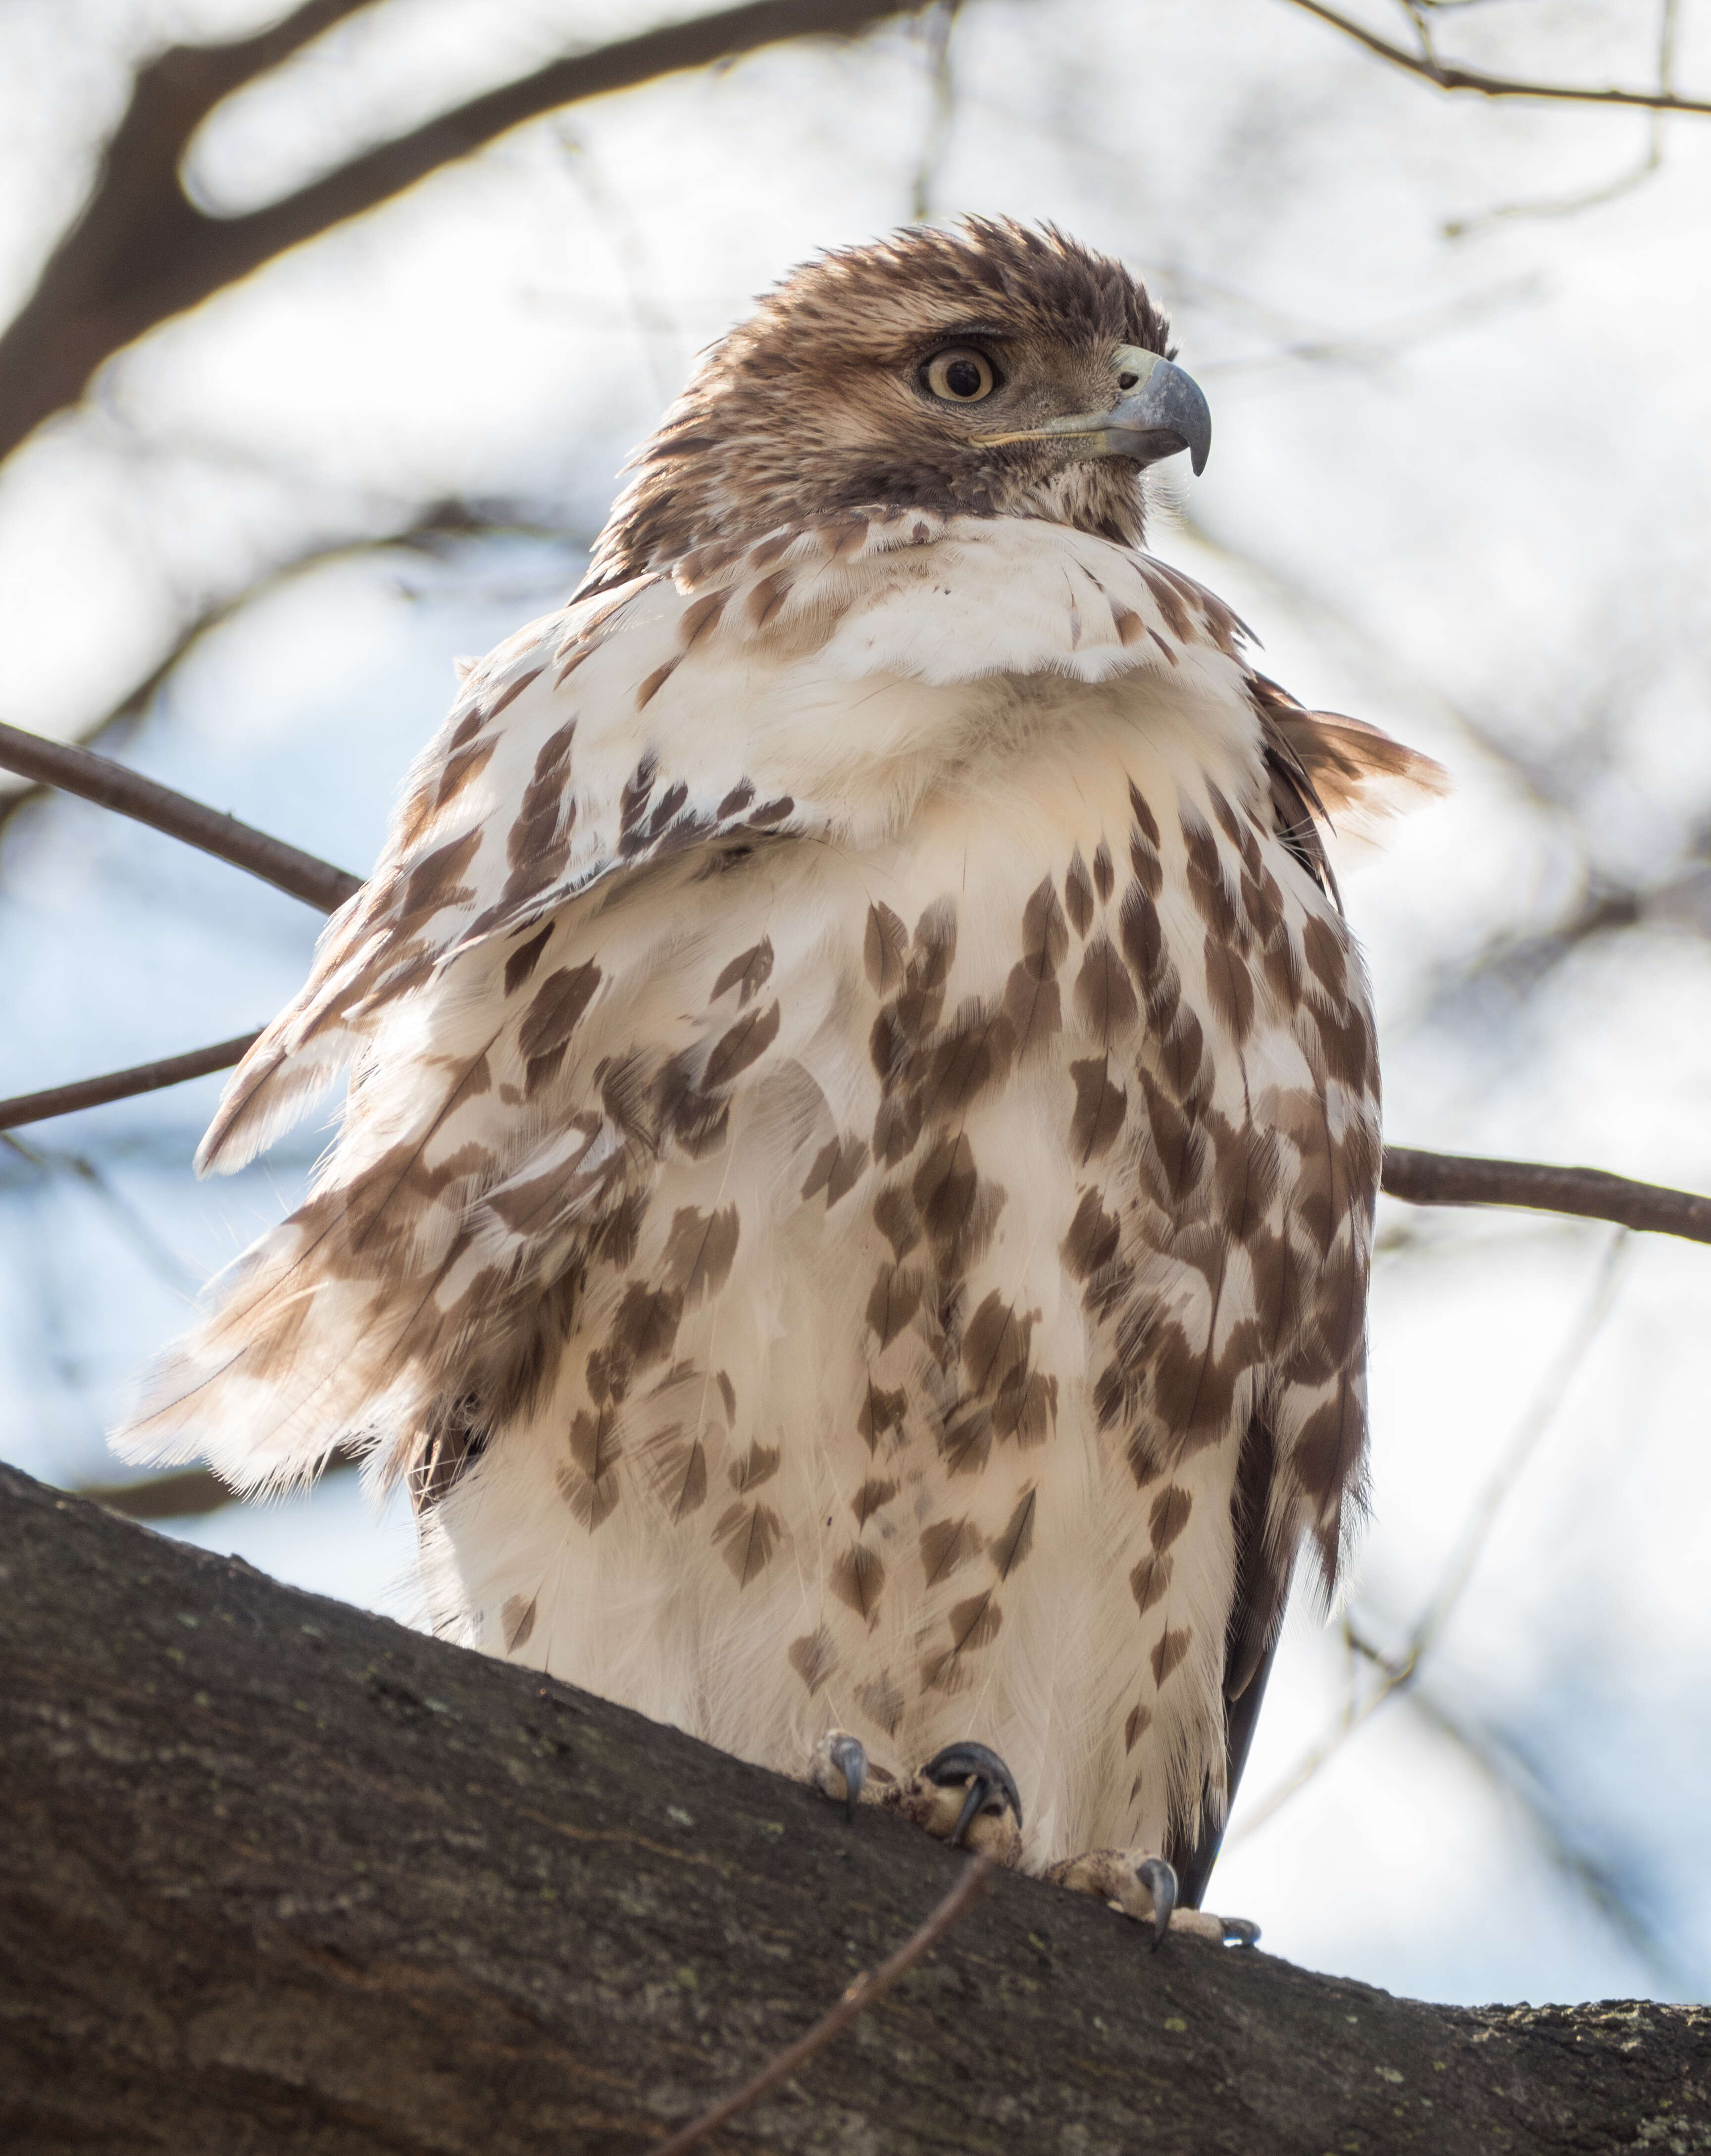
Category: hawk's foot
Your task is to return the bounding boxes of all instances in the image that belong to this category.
[893,1741,1024,1863]
[1046,1849,1260,1950]
[809,1729,873,1821]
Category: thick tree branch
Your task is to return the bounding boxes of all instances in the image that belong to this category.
[0,0,922,464]
[3,1459,1706,2151]
[0,721,360,911]
[1281,0,1711,116]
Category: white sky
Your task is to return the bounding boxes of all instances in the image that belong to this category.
[1,0,1708,2006]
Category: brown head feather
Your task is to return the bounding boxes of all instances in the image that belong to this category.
[585,219,1175,591]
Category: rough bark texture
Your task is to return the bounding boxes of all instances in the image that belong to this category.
[1,1461,1705,2155]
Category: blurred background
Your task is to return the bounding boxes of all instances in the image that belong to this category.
[1,0,1707,2009]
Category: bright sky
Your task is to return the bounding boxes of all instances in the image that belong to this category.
[1,0,1708,2006]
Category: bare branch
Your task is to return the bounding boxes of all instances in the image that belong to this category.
[0,1034,262,1134]
[1280,0,1711,117]
[0,0,924,465]
[6,1007,1711,1261]
[0,499,588,836]
[651,1851,997,2156]
[908,0,962,224]
[70,1447,361,1522]
[0,721,360,911]
[1382,1146,1711,1245]
[1,1129,200,1293]
[1444,0,1681,235]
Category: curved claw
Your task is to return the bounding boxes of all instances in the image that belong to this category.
[920,1741,1024,1842]
[1135,1856,1177,1951]
[826,1733,867,1823]
[1220,1916,1261,1949]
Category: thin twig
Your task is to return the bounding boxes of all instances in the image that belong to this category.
[650,1851,996,2156]
[909,0,962,223]
[1394,1670,1695,1993]
[0,1131,200,1294]
[0,500,582,837]
[0,722,360,912]
[1282,0,1711,115]
[1444,0,1681,235]
[1381,1147,1711,1245]
[0,1035,263,1134]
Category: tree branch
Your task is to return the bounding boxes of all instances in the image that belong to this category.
[4,1459,1705,2149]
[1381,1146,1711,1244]
[0,721,360,911]
[1281,0,1711,116]
[4,1007,1711,1260]
[0,1034,263,1135]
[0,0,923,465]
[0,496,586,836]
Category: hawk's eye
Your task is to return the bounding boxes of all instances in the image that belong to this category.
[923,348,999,403]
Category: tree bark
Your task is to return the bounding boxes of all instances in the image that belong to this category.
[1,1461,1705,2154]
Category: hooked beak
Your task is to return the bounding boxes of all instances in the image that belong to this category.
[973,346,1211,477]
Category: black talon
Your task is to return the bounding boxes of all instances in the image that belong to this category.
[921,1741,1023,1847]
[1220,1916,1260,1948]
[827,1733,867,1822]
[1135,1856,1177,1950]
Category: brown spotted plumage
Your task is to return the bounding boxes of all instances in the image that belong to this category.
[116,220,1443,1909]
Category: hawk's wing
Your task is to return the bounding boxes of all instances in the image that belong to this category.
[196,571,811,1177]
[1168,683,1443,1905]
[119,558,851,1493]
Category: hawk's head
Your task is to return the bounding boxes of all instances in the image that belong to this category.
[589,219,1208,589]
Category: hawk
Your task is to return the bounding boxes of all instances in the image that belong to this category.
[119,220,1442,1941]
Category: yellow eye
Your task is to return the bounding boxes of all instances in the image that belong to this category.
[924,348,998,403]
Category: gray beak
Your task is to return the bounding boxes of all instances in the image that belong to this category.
[972,346,1211,477]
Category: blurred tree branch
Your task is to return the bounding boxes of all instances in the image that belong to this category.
[0,496,585,803]
[0,0,927,467]
[1444,0,1680,236]
[1382,1149,1711,1243]
[0,719,360,911]
[1283,0,1711,116]
[0,1035,267,1137]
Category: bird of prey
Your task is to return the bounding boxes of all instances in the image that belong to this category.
[120,220,1442,1941]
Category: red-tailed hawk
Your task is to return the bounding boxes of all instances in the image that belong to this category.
[119,221,1442,1941]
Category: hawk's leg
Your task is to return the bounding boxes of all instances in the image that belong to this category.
[809,1734,1024,1864]
[1046,1849,1260,1950]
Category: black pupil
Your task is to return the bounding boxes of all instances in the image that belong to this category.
[946,358,983,398]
